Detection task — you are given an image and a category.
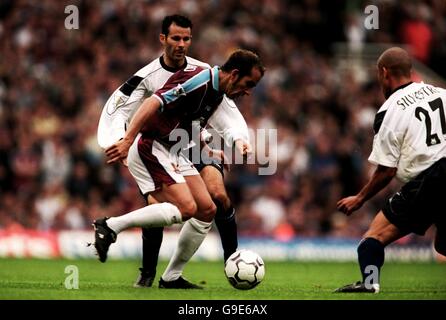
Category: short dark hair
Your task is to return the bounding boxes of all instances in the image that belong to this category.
[161,15,193,36]
[377,47,412,78]
[221,49,265,78]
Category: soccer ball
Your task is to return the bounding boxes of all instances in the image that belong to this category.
[224,249,265,290]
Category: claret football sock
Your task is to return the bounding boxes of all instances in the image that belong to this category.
[161,218,212,282]
[106,202,182,234]
[357,237,384,285]
[215,204,238,261]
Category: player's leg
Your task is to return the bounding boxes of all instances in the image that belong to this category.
[135,195,163,288]
[359,211,407,282]
[93,182,198,262]
[200,164,238,261]
[335,210,407,293]
[93,138,198,263]
[334,163,442,293]
[432,160,446,257]
[434,224,446,256]
[159,173,217,288]
[433,159,446,256]
[103,184,198,234]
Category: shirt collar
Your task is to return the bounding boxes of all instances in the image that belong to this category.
[390,81,413,95]
[159,56,187,73]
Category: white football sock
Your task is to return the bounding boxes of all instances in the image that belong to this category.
[106,202,182,234]
[161,218,212,281]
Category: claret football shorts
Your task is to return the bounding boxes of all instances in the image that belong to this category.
[127,134,199,195]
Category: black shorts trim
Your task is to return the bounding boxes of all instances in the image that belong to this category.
[194,161,224,177]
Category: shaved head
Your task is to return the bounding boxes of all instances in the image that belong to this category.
[377,47,412,78]
[377,47,413,98]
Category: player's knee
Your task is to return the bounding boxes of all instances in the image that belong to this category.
[363,229,390,246]
[211,191,231,211]
[197,202,217,222]
[178,201,198,220]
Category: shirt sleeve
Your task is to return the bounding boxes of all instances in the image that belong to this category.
[97,90,130,149]
[97,80,152,149]
[368,116,402,168]
[208,96,250,147]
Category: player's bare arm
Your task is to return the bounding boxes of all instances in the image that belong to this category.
[105,96,161,164]
[337,165,397,216]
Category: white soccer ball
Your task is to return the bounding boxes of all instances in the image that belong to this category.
[224,249,265,290]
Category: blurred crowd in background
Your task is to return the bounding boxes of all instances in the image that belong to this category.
[1,0,445,244]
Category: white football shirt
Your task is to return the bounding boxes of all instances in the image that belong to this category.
[369,82,446,183]
[97,56,249,149]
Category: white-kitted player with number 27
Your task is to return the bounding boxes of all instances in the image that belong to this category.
[335,47,446,293]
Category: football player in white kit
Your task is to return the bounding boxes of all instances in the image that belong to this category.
[97,15,251,289]
[335,47,446,293]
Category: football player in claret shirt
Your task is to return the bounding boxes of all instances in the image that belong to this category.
[97,15,252,289]
[94,48,265,289]
[335,47,446,293]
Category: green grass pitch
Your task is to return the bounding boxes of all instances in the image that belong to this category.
[0,258,445,300]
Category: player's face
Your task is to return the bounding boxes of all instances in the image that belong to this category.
[160,23,192,67]
[225,67,263,100]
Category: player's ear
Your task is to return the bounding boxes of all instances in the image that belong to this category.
[230,69,240,82]
[159,33,166,44]
[382,67,389,79]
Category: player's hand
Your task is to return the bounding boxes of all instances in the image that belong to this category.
[336,195,364,216]
[105,138,132,164]
[235,139,252,159]
[209,149,230,171]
